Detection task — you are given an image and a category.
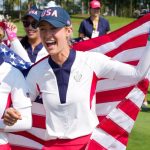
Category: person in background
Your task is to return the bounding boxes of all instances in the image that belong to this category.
[142,69,150,109]
[44,0,59,8]
[78,0,110,40]
[5,5,48,63]
[3,7,150,150]
[142,94,149,108]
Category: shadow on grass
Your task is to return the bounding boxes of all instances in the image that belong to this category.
[141,107,150,112]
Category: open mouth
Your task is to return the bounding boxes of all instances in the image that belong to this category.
[45,40,56,47]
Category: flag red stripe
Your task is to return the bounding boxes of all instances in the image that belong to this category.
[90,73,98,108]
[32,114,46,129]
[6,93,12,110]
[99,119,128,145]
[106,34,148,57]
[124,60,138,66]
[118,100,140,120]
[87,140,107,150]
[137,79,149,94]
[97,116,106,122]
[73,35,110,51]
[96,86,134,103]
[116,132,129,146]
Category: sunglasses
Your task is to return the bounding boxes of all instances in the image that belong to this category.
[22,21,39,29]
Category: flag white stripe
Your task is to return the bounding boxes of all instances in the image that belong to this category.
[127,87,145,108]
[107,108,134,133]
[91,128,126,150]
[27,127,47,140]
[8,133,43,149]
[32,102,45,116]
[96,101,120,116]
[108,141,126,150]
[96,79,134,92]
[113,47,145,62]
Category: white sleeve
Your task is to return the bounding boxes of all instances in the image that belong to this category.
[89,43,150,83]
[112,41,150,82]
[0,107,32,132]
[0,68,32,131]
[10,38,31,62]
[11,69,32,109]
[26,69,40,102]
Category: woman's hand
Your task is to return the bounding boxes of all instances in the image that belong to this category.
[3,108,22,126]
[0,26,5,41]
[4,22,17,41]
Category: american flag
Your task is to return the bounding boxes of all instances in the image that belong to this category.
[1,14,150,150]
[0,43,31,71]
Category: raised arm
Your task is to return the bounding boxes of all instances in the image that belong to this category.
[4,22,31,62]
[89,40,150,83]
[113,40,150,82]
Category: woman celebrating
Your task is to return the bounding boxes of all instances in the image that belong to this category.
[4,7,150,150]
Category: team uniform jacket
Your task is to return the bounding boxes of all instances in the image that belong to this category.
[10,37,48,63]
[26,49,141,140]
[0,62,32,145]
[78,17,110,38]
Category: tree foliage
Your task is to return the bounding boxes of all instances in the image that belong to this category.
[2,0,150,18]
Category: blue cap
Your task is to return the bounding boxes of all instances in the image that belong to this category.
[23,6,41,21]
[40,7,71,28]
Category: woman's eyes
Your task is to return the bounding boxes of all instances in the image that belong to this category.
[40,27,57,32]
[40,28,46,31]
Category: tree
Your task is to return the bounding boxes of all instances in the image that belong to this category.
[3,0,21,18]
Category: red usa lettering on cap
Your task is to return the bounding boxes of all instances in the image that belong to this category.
[28,10,38,15]
[41,9,57,17]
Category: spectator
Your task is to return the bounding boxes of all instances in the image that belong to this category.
[5,5,48,63]
[78,0,110,40]
[44,1,58,8]
[142,69,150,109]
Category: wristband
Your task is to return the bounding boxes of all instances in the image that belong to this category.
[6,28,17,41]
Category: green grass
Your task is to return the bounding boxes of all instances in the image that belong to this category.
[127,91,150,150]
[14,15,150,149]
[127,111,150,150]
[15,15,135,38]
[15,21,25,37]
[71,15,135,38]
